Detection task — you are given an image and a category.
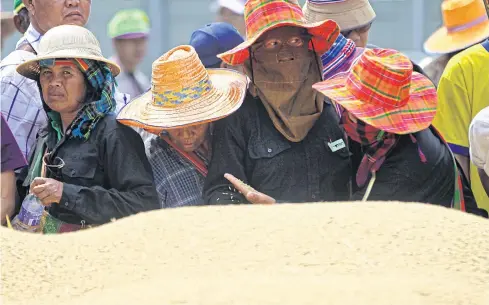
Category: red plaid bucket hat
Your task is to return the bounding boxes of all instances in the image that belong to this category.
[313,48,437,135]
[217,0,340,65]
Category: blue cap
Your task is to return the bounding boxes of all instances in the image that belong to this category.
[189,22,244,68]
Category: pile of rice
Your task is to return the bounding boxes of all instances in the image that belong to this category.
[1,202,488,305]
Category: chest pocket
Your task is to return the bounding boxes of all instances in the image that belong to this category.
[248,135,291,159]
[60,144,98,179]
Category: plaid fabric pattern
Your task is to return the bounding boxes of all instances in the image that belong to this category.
[1,26,45,159]
[313,48,437,135]
[341,112,397,187]
[145,136,206,208]
[218,0,339,65]
[39,58,117,140]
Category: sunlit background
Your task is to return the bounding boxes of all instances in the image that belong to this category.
[1,0,444,75]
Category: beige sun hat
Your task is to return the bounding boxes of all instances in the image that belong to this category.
[303,0,376,32]
[117,45,248,134]
[17,25,121,79]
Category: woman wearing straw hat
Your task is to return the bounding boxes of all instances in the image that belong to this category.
[117,45,248,208]
[423,0,489,86]
[312,48,487,217]
[202,0,353,205]
[15,25,159,233]
[432,0,489,215]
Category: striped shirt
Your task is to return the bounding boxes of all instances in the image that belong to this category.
[1,25,131,159]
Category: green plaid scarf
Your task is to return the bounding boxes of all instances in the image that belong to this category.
[39,58,116,140]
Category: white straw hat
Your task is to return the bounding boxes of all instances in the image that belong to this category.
[303,0,376,32]
[17,25,121,79]
[117,45,248,134]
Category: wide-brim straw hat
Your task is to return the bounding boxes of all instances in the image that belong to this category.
[313,48,437,135]
[17,25,121,80]
[117,45,248,133]
[302,0,376,32]
[217,0,340,66]
[424,0,489,54]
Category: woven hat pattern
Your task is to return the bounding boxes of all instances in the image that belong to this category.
[218,0,340,65]
[424,0,489,54]
[117,45,248,133]
[313,49,437,135]
[17,25,120,79]
[150,48,218,108]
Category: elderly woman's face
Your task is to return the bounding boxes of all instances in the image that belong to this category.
[166,123,210,153]
[39,62,87,114]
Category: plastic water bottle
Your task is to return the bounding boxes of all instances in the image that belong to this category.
[11,194,45,233]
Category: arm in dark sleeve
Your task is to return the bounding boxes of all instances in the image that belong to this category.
[204,111,248,205]
[60,124,160,224]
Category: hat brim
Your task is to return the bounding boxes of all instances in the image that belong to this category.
[424,20,489,54]
[116,69,248,134]
[302,1,376,31]
[217,19,340,65]
[313,72,437,135]
[16,49,121,79]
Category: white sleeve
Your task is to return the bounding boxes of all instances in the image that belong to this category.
[469,107,489,175]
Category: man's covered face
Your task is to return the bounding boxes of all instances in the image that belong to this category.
[251,26,311,63]
[27,0,91,34]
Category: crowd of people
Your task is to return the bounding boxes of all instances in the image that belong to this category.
[1,0,489,234]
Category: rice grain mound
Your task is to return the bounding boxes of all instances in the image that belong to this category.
[1,202,489,305]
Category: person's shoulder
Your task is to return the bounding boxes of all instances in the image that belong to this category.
[445,44,489,74]
[219,91,259,123]
[470,107,489,134]
[97,113,140,137]
[0,50,37,82]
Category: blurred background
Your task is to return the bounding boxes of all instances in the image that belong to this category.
[1,0,443,75]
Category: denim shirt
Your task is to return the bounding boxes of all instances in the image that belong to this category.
[204,94,352,204]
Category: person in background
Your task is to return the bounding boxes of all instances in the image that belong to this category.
[108,9,151,100]
[13,0,29,34]
[313,48,487,218]
[189,22,244,72]
[117,45,247,208]
[302,0,375,48]
[15,25,159,233]
[204,0,352,205]
[1,3,16,51]
[433,0,489,214]
[1,0,130,162]
[423,0,489,86]
[1,115,27,226]
[470,106,489,201]
[214,0,246,36]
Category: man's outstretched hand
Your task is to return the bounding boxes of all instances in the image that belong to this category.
[224,173,276,205]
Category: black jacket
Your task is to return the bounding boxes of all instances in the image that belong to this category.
[18,114,159,225]
[204,94,352,204]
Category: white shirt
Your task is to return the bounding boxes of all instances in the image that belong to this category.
[1,25,130,159]
[469,106,489,175]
